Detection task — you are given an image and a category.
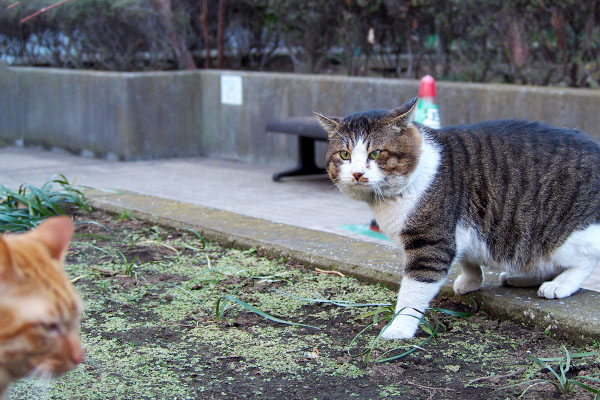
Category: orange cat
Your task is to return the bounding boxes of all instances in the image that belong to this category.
[0,216,84,396]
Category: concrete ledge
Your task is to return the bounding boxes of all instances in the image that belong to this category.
[2,67,600,166]
[86,189,600,343]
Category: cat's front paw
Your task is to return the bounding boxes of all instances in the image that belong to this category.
[538,282,577,299]
[380,318,419,340]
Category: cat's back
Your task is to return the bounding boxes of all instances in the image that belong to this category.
[433,119,600,185]
[426,119,600,267]
[436,119,600,162]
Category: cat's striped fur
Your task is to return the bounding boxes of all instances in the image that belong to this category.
[0,216,83,396]
[316,97,600,339]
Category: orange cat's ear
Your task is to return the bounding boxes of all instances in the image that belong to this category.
[33,216,75,262]
[0,235,21,284]
[0,236,13,272]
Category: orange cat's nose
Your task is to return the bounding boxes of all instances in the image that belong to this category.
[67,336,85,365]
[352,172,364,180]
[71,346,85,365]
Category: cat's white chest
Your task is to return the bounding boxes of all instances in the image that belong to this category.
[370,196,421,246]
[369,135,442,247]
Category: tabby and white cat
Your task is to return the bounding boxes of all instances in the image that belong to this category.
[0,216,84,396]
[315,97,600,340]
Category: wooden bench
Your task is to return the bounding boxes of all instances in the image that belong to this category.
[266,116,328,181]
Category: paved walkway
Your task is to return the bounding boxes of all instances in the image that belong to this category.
[1,145,599,291]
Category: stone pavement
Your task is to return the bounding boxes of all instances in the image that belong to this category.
[1,145,599,292]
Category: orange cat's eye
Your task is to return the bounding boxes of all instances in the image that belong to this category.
[340,150,351,160]
[369,150,381,159]
[40,322,61,333]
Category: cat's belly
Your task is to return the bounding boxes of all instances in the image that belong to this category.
[455,223,600,277]
[454,223,523,272]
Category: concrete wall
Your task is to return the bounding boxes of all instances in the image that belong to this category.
[2,66,600,166]
[0,67,203,160]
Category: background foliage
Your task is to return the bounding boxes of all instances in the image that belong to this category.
[1,0,599,87]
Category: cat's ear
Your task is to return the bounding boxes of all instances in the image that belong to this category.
[0,236,21,283]
[385,96,419,126]
[313,112,342,140]
[0,236,13,272]
[33,216,74,262]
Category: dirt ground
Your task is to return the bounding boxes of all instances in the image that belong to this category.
[7,211,600,399]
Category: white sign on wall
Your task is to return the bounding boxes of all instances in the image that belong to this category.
[220,75,243,105]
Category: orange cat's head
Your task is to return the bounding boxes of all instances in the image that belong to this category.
[0,216,84,394]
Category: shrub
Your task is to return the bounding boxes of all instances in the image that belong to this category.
[1,0,599,87]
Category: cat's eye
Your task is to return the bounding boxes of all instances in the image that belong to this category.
[369,150,382,159]
[340,150,351,160]
[40,322,61,333]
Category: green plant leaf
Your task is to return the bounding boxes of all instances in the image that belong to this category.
[527,354,563,386]
[219,295,320,330]
[430,306,473,318]
[538,350,599,362]
[273,289,391,308]
[569,379,600,394]
[0,176,89,232]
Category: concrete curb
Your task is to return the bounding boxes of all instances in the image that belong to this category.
[86,189,600,343]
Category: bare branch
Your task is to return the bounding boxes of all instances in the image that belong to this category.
[20,0,71,24]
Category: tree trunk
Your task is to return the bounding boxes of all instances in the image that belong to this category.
[217,0,226,68]
[199,0,210,68]
[155,0,197,70]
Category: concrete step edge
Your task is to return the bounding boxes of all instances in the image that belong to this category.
[85,188,600,343]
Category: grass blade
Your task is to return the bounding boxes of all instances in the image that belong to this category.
[577,376,600,384]
[0,176,90,232]
[430,306,473,318]
[517,380,551,399]
[560,345,571,385]
[220,295,320,330]
[273,289,391,308]
[538,351,599,362]
[569,379,600,394]
[527,355,563,387]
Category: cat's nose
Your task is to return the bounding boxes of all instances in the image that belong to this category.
[66,334,85,365]
[71,346,85,365]
[352,172,364,180]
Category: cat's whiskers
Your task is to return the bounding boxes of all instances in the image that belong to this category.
[370,179,392,202]
[371,182,388,202]
[25,364,53,400]
[28,363,54,381]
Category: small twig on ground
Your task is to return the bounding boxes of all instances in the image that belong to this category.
[314,268,345,278]
[468,367,526,385]
[7,2,19,10]
[88,265,120,277]
[70,275,85,284]
[137,240,179,254]
[159,319,198,328]
[21,0,70,23]
[404,381,457,392]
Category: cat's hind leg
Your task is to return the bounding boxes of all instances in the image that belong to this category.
[499,272,546,288]
[538,225,600,299]
[453,260,483,295]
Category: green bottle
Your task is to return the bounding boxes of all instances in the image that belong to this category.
[414,75,441,129]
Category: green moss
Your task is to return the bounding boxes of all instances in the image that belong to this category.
[8,214,597,399]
